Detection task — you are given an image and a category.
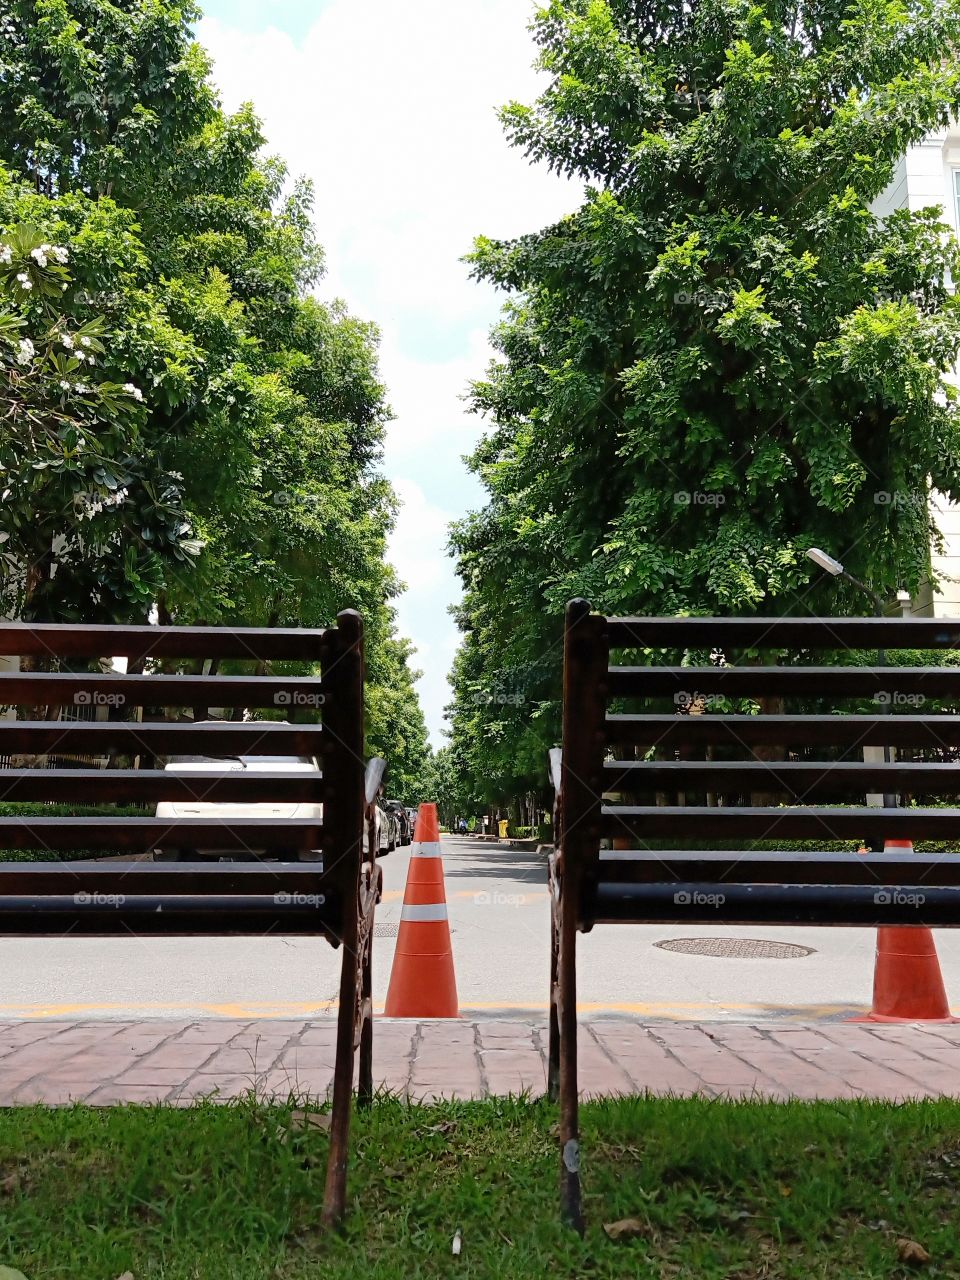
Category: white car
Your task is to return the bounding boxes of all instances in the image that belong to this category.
[154,753,391,861]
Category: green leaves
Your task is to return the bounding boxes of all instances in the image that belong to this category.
[0,1,398,646]
[449,0,960,806]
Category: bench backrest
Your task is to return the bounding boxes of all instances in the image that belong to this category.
[558,600,960,927]
[0,610,366,938]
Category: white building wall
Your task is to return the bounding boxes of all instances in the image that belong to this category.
[871,127,960,616]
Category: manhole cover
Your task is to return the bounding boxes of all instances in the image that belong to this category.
[654,937,815,960]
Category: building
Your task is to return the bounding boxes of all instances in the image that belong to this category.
[873,126,960,616]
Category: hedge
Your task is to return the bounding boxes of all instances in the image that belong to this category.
[0,802,146,863]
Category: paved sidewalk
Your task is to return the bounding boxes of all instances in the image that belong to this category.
[3,1018,960,1105]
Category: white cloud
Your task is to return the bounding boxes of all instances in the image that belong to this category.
[380,327,495,458]
[389,477,455,596]
[197,2,578,745]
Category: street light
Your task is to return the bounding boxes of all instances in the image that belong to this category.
[805,546,896,821]
[805,548,887,618]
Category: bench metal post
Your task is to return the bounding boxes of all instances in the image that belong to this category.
[321,610,368,1228]
[553,599,607,1234]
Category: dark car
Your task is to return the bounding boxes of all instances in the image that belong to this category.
[383,800,411,846]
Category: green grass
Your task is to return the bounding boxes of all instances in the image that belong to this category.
[2,1094,960,1277]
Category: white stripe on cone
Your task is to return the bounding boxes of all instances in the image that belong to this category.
[410,841,442,858]
[400,903,449,922]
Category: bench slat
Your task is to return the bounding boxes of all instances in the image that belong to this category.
[0,673,328,708]
[591,881,960,926]
[0,769,328,803]
[607,665,960,697]
[0,894,336,936]
[0,721,326,754]
[605,617,960,649]
[596,848,960,884]
[0,817,324,850]
[601,805,960,840]
[0,622,330,661]
[604,760,960,796]
[0,861,331,893]
[606,713,960,747]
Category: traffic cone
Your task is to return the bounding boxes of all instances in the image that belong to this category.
[853,839,958,1023]
[384,803,459,1018]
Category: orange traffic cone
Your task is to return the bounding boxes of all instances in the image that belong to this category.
[854,839,957,1023]
[384,803,459,1018]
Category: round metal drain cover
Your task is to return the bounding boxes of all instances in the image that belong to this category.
[655,937,815,960]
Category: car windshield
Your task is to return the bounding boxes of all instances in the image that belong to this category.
[167,755,317,768]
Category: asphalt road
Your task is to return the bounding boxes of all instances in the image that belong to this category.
[2,834,960,1021]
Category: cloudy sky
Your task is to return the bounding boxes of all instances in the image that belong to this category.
[195,1,577,743]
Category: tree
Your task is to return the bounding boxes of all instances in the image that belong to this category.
[0,0,395,636]
[451,0,960,802]
[0,223,198,621]
[421,745,482,831]
[0,0,431,772]
[365,623,431,805]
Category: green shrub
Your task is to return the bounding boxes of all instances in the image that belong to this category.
[0,801,147,862]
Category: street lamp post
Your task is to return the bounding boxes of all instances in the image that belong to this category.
[806,547,888,623]
[805,547,897,822]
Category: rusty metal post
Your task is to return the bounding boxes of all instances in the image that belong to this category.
[357,867,377,1107]
[548,850,562,1102]
[321,609,367,1228]
[556,599,607,1233]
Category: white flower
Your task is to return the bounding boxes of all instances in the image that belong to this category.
[0,245,11,265]
[30,247,48,268]
[61,334,75,350]
[80,337,91,348]
[50,246,68,265]
[58,380,70,391]
[15,338,34,365]
[15,273,32,290]
[75,383,90,394]
[123,383,144,402]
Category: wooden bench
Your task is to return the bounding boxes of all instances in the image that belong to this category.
[0,610,377,1226]
[550,599,960,1230]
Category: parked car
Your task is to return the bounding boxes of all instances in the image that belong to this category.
[155,747,392,862]
[378,800,400,852]
[367,799,392,857]
[384,800,411,845]
[154,753,323,862]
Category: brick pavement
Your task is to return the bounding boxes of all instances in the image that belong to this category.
[2,1018,960,1105]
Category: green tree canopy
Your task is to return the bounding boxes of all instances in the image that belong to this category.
[450,0,960,802]
[0,222,198,619]
[0,0,430,788]
[365,625,431,806]
[0,0,394,633]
